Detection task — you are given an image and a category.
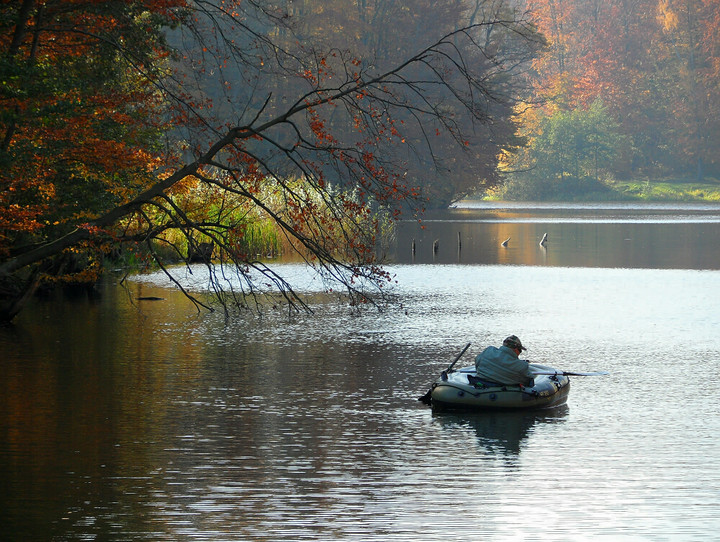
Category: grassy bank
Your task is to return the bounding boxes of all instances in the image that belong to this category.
[480,176,720,202]
[605,178,720,201]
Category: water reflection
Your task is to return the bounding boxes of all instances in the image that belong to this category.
[432,405,569,457]
[394,203,720,268]
[4,203,720,540]
[455,200,720,220]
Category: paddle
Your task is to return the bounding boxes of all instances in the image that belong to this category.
[417,342,472,404]
[444,342,472,375]
[530,370,609,376]
[453,367,609,376]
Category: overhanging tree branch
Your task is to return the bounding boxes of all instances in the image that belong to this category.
[2,20,529,276]
[1,2,542,321]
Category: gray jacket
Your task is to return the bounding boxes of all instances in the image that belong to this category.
[474,345,535,386]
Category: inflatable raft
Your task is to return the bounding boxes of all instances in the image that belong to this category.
[429,364,570,411]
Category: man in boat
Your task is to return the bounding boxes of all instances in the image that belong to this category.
[474,335,535,387]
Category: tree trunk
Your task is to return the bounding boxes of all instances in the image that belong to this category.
[0,269,40,323]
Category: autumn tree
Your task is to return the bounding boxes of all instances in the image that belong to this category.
[655,0,720,179]
[525,0,720,182]
[1,1,172,242]
[0,0,184,318]
[0,0,542,321]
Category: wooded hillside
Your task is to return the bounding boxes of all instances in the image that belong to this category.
[508,0,720,194]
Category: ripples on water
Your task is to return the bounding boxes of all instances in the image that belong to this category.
[3,204,720,540]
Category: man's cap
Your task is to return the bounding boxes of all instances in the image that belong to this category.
[503,335,526,351]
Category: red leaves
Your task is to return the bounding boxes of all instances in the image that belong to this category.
[307,106,338,145]
[0,0,181,253]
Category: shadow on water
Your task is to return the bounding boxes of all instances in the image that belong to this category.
[431,405,569,456]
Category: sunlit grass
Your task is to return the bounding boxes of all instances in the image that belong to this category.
[478,177,720,202]
[609,178,720,201]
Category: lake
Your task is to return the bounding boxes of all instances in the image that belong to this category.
[2,202,720,541]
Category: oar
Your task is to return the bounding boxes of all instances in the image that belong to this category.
[417,342,471,404]
[454,367,609,376]
[531,370,609,376]
[444,342,472,375]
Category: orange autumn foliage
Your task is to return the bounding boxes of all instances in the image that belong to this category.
[0,0,183,256]
[527,0,720,178]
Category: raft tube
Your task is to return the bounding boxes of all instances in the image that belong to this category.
[430,364,570,411]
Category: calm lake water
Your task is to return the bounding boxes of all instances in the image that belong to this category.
[2,202,720,541]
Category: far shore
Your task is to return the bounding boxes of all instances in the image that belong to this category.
[474,177,720,202]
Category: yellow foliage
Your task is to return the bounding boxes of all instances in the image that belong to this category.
[657,0,679,32]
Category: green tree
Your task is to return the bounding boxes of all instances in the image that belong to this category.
[506,99,624,198]
[536,99,623,180]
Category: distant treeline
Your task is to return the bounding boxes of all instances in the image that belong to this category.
[495,0,720,200]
